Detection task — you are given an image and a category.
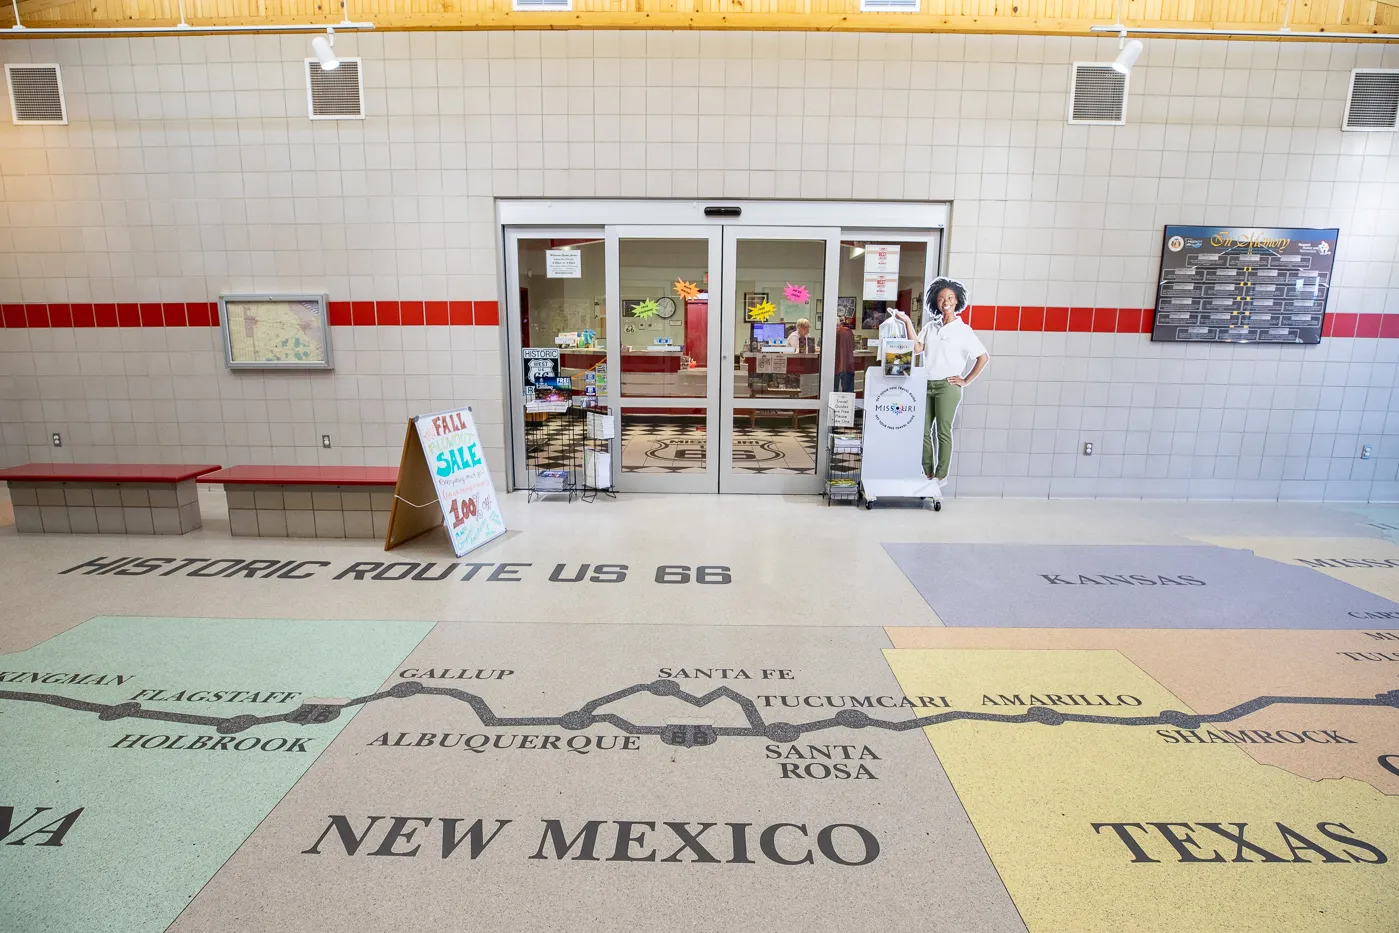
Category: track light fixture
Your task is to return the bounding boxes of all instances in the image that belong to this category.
[312,27,340,71]
[1111,39,1143,75]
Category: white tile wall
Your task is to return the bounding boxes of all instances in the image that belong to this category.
[1,31,1396,499]
[0,325,506,481]
[950,331,1399,502]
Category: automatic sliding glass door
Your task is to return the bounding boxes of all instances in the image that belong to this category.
[719,227,841,495]
[605,227,723,494]
[505,220,936,495]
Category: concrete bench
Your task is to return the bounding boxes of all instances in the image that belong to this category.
[201,466,398,539]
[0,463,219,534]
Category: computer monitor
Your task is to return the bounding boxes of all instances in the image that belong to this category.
[752,323,786,344]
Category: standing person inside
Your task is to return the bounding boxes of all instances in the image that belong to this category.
[914,277,989,484]
[834,315,856,393]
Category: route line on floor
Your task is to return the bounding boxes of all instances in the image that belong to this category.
[3,679,1398,747]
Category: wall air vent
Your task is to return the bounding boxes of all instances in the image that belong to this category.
[305,58,364,120]
[1343,69,1399,131]
[5,64,67,125]
[512,0,573,9]
[860,0,921,11]
[1068,63,1127,126]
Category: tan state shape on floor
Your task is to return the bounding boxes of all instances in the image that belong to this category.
[886,626,1399,796]
[1193,535,1399,603]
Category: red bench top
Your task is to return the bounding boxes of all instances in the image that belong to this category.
[0,463,221,483]
[200,465,399,487]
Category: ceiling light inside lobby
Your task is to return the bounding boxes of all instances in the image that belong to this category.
[1111,39,1144,74]
[312,29,340,71]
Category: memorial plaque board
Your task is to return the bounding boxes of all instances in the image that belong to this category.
[1151,226,1338,345]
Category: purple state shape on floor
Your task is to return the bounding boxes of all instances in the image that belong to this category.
[882,542,1399,629]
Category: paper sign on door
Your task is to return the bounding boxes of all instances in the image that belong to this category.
[545,249,582,278]
[864,272,898,301]
[863,244,900,275]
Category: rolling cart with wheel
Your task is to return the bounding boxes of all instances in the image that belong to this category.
[859,365,944,511]
[858,478,941,510]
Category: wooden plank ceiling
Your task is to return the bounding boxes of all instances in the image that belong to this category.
[3,0,1397,37]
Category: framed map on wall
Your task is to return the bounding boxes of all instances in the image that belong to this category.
[219,294,334,370]
[1152,226,1338,345]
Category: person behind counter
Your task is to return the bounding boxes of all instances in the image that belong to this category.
[786,318,816,353]
[834,315,856,393]
[913,277,989,483]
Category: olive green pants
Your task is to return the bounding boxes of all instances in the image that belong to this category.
[922,379,963,480]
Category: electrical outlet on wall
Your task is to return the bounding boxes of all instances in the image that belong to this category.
[321,435,332,449]
[1361,445,1372,460]
[51,432,62,447]
[1083,442,1094,456]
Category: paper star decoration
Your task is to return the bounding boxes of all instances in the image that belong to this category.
[748,300,776,322]
[783,283,810,304]
[631,298,660,319]
[673,279,700,301]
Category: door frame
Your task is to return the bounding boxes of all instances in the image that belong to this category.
[497,201,951,493]
[502,226,606,489]
[499,200,951,230]
[607,225,724,494]
[719,225,841,496]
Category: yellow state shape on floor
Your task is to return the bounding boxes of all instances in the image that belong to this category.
[885,627,1399,795]
[884,647,1399,933]
[1194,535,1399,603]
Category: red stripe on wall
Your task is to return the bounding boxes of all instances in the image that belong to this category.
[0,302,1392,337]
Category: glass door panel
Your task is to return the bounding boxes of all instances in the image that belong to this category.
[731,239,827,400]
[720,227,840,495]
[517,237,607,388]
[607,227,722,494]
[618,238,711,398]
[620,406,708,475]
[730,409,821,476]
[837,239,932,400]
[505,230,606,487]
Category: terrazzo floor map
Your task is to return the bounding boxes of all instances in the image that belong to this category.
[2,618,1398,933]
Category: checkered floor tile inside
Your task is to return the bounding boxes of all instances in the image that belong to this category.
[525,416,819,476]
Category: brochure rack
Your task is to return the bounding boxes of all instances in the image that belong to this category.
[581,406,617,503]
[824,412,863,506]
[524,396,579,503]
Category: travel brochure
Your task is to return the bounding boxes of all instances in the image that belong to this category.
[882,338,914,376]
[534,376,573,403]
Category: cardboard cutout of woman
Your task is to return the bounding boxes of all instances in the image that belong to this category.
[913,277,990,483]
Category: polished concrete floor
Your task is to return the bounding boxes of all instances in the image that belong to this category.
[1,491,1397,933]
[4,489,1397,650]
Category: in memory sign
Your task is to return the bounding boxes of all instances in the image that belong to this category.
[415,407,506,557]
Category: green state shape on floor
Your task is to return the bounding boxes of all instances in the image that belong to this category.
[0,615,434,933]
